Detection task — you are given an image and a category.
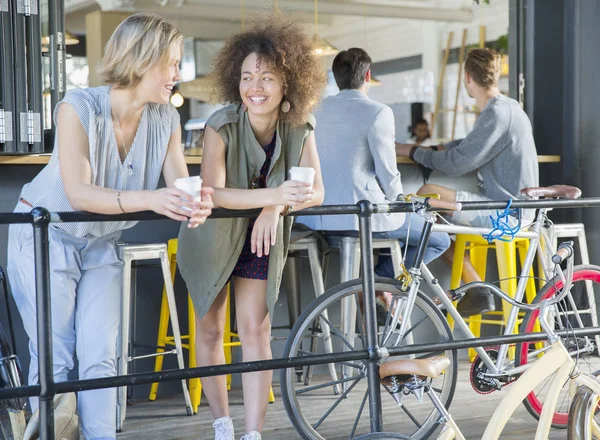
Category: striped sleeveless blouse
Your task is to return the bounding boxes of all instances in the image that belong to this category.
[20,86,180,238]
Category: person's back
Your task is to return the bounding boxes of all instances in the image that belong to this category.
[298,48,404,233]
[473,94,538,201]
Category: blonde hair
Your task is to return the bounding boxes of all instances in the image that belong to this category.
[464,48,502,89]
[98,13,183,89]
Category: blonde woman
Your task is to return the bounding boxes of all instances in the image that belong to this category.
[177,12,326,440]
[6,13,213,439]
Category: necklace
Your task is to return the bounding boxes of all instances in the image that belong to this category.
[113,113,134,175]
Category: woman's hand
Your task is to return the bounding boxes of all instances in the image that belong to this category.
[251,206,283,257]
[188,187,214,228]
[146,187,214,224]
[274,180,313,207]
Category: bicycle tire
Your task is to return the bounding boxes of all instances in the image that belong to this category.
[353,433,410,440]
[280,277,457,440]
[515,265,600,428]
[567,384,599,440]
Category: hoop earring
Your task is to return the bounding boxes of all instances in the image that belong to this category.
[241,103,248,112]
[281,99,291,114]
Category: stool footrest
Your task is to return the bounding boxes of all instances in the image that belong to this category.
[128,349,178,362]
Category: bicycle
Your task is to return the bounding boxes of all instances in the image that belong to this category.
[353,240,600,439]
[280,185,600,439]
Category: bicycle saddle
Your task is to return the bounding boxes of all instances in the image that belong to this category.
[379,356,451,380]
[520,185,582,199]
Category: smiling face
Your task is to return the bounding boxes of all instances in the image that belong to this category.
[239,52,285,118]
[138,42,182,105]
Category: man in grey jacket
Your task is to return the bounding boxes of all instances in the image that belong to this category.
[398,48,539,314]
[299,48,464,319]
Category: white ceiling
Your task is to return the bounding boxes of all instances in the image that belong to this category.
[61,0,481,39]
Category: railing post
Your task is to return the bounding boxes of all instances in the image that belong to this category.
[32,207,55,439]
[357,200,382,432]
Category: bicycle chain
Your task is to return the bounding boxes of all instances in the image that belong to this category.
[469,346,518,395]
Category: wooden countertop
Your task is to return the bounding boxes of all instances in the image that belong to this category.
[0,150,562,166]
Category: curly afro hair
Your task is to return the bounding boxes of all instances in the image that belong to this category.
[211,12,326,126]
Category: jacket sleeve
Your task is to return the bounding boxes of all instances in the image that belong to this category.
[367,106,403,201]
[413,104,509,176]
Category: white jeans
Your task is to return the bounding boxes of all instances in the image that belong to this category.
[7,202,122,440]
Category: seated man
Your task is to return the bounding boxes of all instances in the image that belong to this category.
[299,48,490,319]
[397,48,539,314]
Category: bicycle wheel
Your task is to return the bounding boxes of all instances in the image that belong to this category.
[567,384,600,440]
[280,277,458,440]
[515,265,600,427]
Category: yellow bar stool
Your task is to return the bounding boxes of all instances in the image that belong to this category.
[446,234,538,361]
[148,238,275,413]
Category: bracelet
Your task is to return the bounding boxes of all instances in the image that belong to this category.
[116,191,126,213]
[280,205,293,217]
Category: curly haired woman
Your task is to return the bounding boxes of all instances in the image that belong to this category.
[177,12,326,440]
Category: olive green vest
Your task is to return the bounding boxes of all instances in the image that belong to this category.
[177,104,315,319]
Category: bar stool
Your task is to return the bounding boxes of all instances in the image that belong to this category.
[148,239,275,412]
[546,223,598,343]
[117,243,193,433]
[323,234,403,389]
[446,235,537,361]
[282,231,339,389]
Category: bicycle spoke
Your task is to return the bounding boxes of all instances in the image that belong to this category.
[400,403,422,428]
[297,374,362,395]
[318,313,357,352]
[349,390,369,440]
[313,377,361,429]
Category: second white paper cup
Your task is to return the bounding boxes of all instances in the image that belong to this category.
[174,176,202,211]
[289,166,315,188]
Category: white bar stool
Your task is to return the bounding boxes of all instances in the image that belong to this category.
[285,233,339,391]
[323,234,404,389]
[116,243,193,432]
[548,223,599,349]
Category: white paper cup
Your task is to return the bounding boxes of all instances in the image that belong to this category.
[174,176,202,211]
[289,167,315,189]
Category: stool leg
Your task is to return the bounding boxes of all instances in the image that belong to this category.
[495,241,518,359]
[518,241,537,304]
[576,229,600,353]
[160,251,193,416]
[282,254,302,328]
[116,256,132,432]
[282,254,303,382]
[467,244,488,361]
[224,285,233,390]
[305,244,339,393]
[447,238,467,330]
[390,242,402,278]
[340,240,359,392]
[188,294,201,412]
[149,257,177,403]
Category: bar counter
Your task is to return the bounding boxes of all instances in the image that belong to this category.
[0,148,562,166]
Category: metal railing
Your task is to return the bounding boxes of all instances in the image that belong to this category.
[2,197,600,439]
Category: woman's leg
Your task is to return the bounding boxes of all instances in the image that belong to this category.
[195,284,230,419]
[232,277,271,434]
[7,223,79,412]
[75,236,122,439]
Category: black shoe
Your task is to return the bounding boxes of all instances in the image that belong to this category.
[457,286,496,317]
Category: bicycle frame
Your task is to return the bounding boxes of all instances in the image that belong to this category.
[385,205,598,379]
[428,337,600,440]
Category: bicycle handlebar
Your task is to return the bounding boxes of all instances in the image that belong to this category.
[552,241,574,264]
[452,254,574,314]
